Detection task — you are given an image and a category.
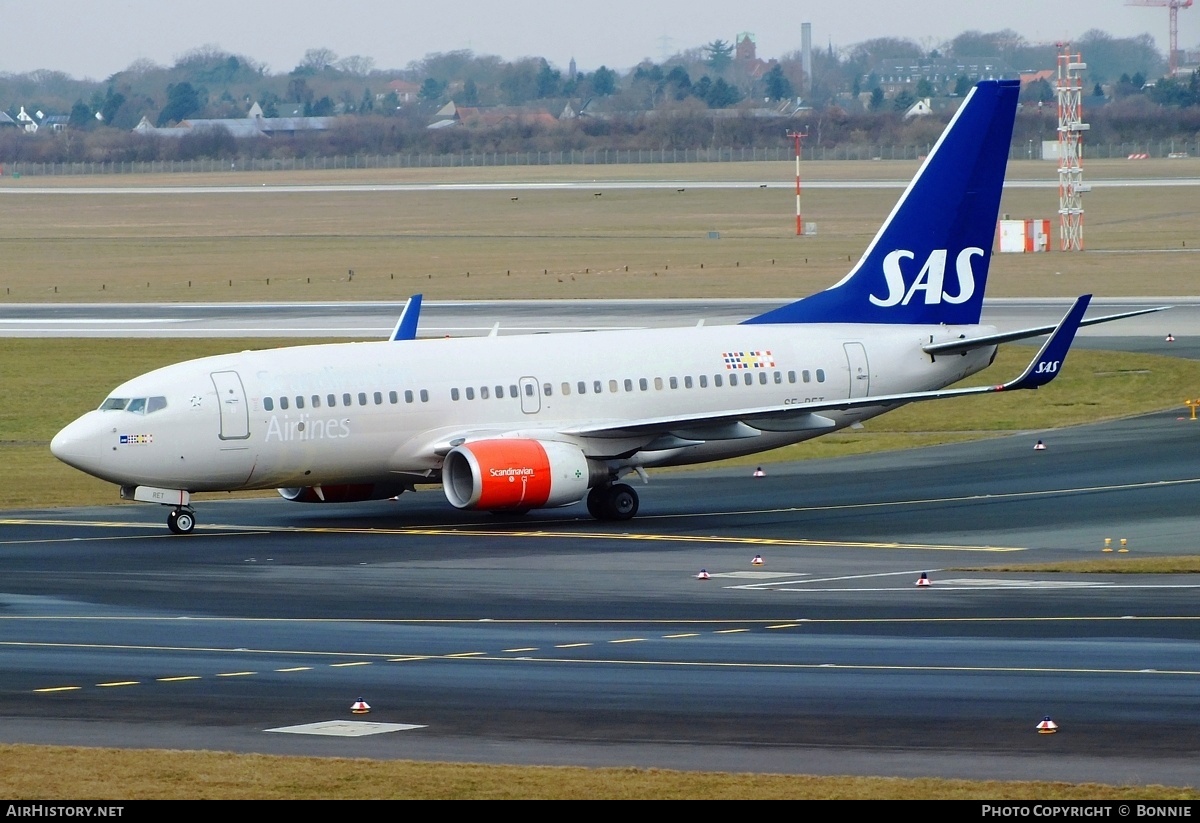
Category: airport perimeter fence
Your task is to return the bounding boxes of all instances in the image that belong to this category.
[1,141,1196,176]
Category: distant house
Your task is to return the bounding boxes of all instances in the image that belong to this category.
[134,104,335,138]
[903,98,934,118]
[869,57,1018,95]
[427,101,558,129]
[387,79,420,104]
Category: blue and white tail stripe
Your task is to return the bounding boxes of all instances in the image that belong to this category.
[744,79,1021,327]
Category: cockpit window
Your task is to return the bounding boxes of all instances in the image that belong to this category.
[98,396,168,415]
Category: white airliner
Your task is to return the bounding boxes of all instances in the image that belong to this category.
[51,80,1161,534]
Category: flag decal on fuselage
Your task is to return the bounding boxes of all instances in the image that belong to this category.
[723,350,775,370]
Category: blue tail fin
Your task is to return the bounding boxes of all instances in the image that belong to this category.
[744,79,1020,327]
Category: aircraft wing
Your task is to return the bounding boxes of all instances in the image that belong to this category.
[561,295,1093,444]
[922,303,1168,356]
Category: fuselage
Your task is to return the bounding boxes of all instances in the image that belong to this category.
[50,321,998,493]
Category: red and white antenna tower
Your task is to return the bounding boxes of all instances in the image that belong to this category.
[786,129,808,236]
[1056,44,1090,252]
[1126,0,1194,75]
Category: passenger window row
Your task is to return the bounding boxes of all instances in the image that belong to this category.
[448,369,827,401]
[262,388,430,412]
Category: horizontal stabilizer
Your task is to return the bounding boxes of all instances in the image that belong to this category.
[923,303,1169,356]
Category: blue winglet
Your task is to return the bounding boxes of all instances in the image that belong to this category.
[1004,295,1091,391]
[390,294,423,341]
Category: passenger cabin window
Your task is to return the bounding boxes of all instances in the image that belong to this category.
[389,391,398,404]
[420,390,429,402]
[481,386,490,400]
[451,388,460,401]
[654,377,663,390]
[543,383,552,397]
[466,387,475,400]
[802,370,811,383]
[295,396,304,409]
[578,381,587,395]
[312,395,321,408]
[343,393,352,407]
[699,375,708,388]
[561,383,571,396]
[816,369,826,382]
[624,379,633,392]
[684,376,693,389]
[594,380,602,394]
[279,396,289,410]
[358,392,368,406]
[263,397,274,411]
[374,391,383,405]
[405,390,414,403]
[639,378,648,391]
[759,372,768,385]
[328,394,337,407]
[609,380,618,393]
[495,386,503,399]
[669,377,678,389]
[730,374,739,386]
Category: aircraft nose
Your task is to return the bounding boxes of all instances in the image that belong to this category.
[51,415,103,472]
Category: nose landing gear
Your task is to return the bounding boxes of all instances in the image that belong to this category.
[167,507,196,534]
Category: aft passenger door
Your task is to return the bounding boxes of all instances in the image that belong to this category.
[843,343,870,398]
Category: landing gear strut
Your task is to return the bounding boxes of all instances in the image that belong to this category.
[586,483,639,521]
[167,507,196,535]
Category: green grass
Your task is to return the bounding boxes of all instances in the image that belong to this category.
[0,745,1194,800]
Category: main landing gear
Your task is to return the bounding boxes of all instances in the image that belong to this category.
[166,506,196,535]
[586,483,639,521]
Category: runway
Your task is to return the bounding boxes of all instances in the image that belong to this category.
[0,296,1191,339]
[2,408,1199,784]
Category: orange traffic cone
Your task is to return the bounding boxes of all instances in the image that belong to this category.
[1037,716,1058,734]
[351,698,371,714]
[916,572,931,587]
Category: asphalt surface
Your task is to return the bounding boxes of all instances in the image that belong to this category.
[2,405,1199,785]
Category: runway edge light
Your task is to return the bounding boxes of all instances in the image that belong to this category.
[697,569,710,580]
[351,697,371,714]
[1037,716,1058,734]
[752,554,764,566]
[916,572,931,587]
[1034,439,1046,451]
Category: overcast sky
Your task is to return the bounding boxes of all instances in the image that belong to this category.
[7,1,1198,79]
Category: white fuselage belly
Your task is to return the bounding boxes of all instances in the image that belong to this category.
[55,323,997,492]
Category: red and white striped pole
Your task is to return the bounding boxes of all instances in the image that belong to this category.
[786,130,807,236]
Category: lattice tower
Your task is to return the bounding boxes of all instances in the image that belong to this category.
[1056,47,1090,251]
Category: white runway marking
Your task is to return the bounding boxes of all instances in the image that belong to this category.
[265,720,426,737]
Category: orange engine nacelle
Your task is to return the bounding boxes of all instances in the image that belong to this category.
[277,483,406,503]
[442,439,595,511]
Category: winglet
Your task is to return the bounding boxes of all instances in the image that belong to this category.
[390,294,423,341]
[1002,294,1091,391]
